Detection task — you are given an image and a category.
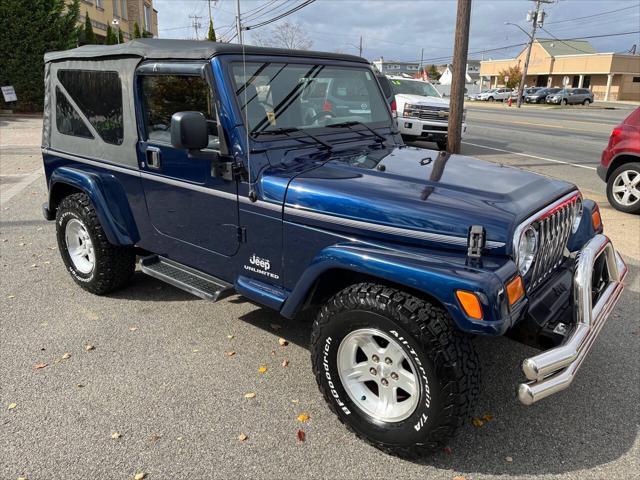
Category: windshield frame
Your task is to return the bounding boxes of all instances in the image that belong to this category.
[222,55,394,141]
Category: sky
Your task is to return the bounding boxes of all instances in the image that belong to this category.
[154,0,640,64]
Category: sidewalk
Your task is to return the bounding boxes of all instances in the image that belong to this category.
[465,100,638,111]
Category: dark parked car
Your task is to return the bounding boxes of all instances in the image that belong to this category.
[599,107,640,213]
[547,88,594,106]
[41,39,627,459]
[511,87,543,101]
[525,87,561,104]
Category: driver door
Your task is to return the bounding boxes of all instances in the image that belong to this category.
[137,64,240,257]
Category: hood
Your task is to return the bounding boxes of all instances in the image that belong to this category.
[278,145,575,254]
[395,93,449,107]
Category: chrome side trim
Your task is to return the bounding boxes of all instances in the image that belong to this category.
[285,205,505,249]
[517,234,627,405]
[42,148,140,176]
[43,147,282,212]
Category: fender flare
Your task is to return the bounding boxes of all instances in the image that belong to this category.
[48,166,140,246]
[279,242,513,335]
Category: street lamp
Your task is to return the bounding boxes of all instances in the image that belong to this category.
[505,22,532,40]
[112,19,120,44]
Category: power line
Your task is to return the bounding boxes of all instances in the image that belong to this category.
[244,0,317,30]
[547,4,640,25]
[539,27,602,54]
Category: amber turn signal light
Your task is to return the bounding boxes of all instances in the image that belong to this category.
[506,275,525,306]
[591,208,602,231]
[455,290,483,320]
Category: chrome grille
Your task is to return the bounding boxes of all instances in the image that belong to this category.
[517,192,581,291]
[403,104,449,122]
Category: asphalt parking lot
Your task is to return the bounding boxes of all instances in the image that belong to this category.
[1,110,639,480]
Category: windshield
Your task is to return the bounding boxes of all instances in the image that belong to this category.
[389,79,441,98]
[231,62,390,136]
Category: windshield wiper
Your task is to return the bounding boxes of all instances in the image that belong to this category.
[326,121,387,143]
[254,127,334,151]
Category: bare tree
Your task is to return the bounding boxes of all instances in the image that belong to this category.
[250,21,313,50]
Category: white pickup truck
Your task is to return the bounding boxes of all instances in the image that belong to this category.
[388,76,466,150]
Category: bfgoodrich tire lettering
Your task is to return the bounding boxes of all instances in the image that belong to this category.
[311,283,480,458]
[56,193,135,295]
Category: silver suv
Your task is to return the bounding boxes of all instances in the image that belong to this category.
[547,88,594,106]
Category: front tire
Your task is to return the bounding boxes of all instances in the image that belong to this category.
[606,163,640,213]
[311,283,480,458]
[561,98,568,106]
[56,193,136,295]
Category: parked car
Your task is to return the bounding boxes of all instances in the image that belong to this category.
[525,87,561,104]
[511,87,543,101]
[388,75,465,150]
[479,87,512,102]
[546,88,594,106]
[41,39,627,459]
[599,107,640,213]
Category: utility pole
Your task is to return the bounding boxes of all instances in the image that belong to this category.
[419,48,424,78]
[236,0,243,45]
[447,0,472,154]
[515,0,552,108]
[208,0,213,25]
[359,35,363,57]
[189,14,202,40]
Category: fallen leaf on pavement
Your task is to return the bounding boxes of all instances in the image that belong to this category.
[482,414,494,422]
[76,384,84,388]
[281,359,289,367]
[270,323,282,330]
[443,446,452,455]
[33,362,48,370]
[244,392,256,399]
[192,349,200,353]
[17,476,27,480]
[238,433,248,442]
[85,345,95,351]
[111,432,122,439]
[297,429,305,442]
[278,338,288,346]
[148,433,162,443]
[227,334,234,339]
[7,295,16,299]
[258,366,268,374]
[8,403,17,410]
[505,456,513,463]
[225,351,236,357]
[471,418,484,428]
[297,413,310,422]
[61,353,71,360]
[291,399,299,404]
[453,476,467,480]
[129,327,138,332]
[134,473,146,480]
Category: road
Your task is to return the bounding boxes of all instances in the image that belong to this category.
[1,111,639,480]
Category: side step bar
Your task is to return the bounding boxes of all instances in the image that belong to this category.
[140,255,234,302]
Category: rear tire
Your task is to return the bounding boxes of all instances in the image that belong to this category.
[561,99,568,106]
[606,163,640,214]
[488,96,495,102]
[311,283,480,459]
[56,193,135,295]
[583,99,591,106]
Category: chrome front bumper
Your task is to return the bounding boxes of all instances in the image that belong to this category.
[517,234,628,405]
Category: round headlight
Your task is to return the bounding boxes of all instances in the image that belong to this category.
[517,226,538,276]
[572,197,583,233]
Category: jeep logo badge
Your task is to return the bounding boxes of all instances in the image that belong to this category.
[249,254,270,271]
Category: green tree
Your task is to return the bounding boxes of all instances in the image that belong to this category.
[0,0,81,111]
[427,64,440,81]
[82,12,97,45]
[105,25,116,45]
[207,19,216,41]
[498,65,522,89]
[133,21,142,38]
[118,28,124,44]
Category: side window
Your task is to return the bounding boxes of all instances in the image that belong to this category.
[140,75,218,147]
[55,87,94,139]
[57,70,124,145]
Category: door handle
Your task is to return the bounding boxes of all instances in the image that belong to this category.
[146,146,161,169]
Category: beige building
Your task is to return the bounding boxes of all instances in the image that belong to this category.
[70,0,158,42]
[480,39,640,101]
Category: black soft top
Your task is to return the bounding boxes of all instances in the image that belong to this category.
[44,38,368,64]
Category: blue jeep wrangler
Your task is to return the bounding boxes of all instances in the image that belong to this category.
[42,39,627,457]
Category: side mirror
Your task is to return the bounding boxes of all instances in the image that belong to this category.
[170,111,208,151]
